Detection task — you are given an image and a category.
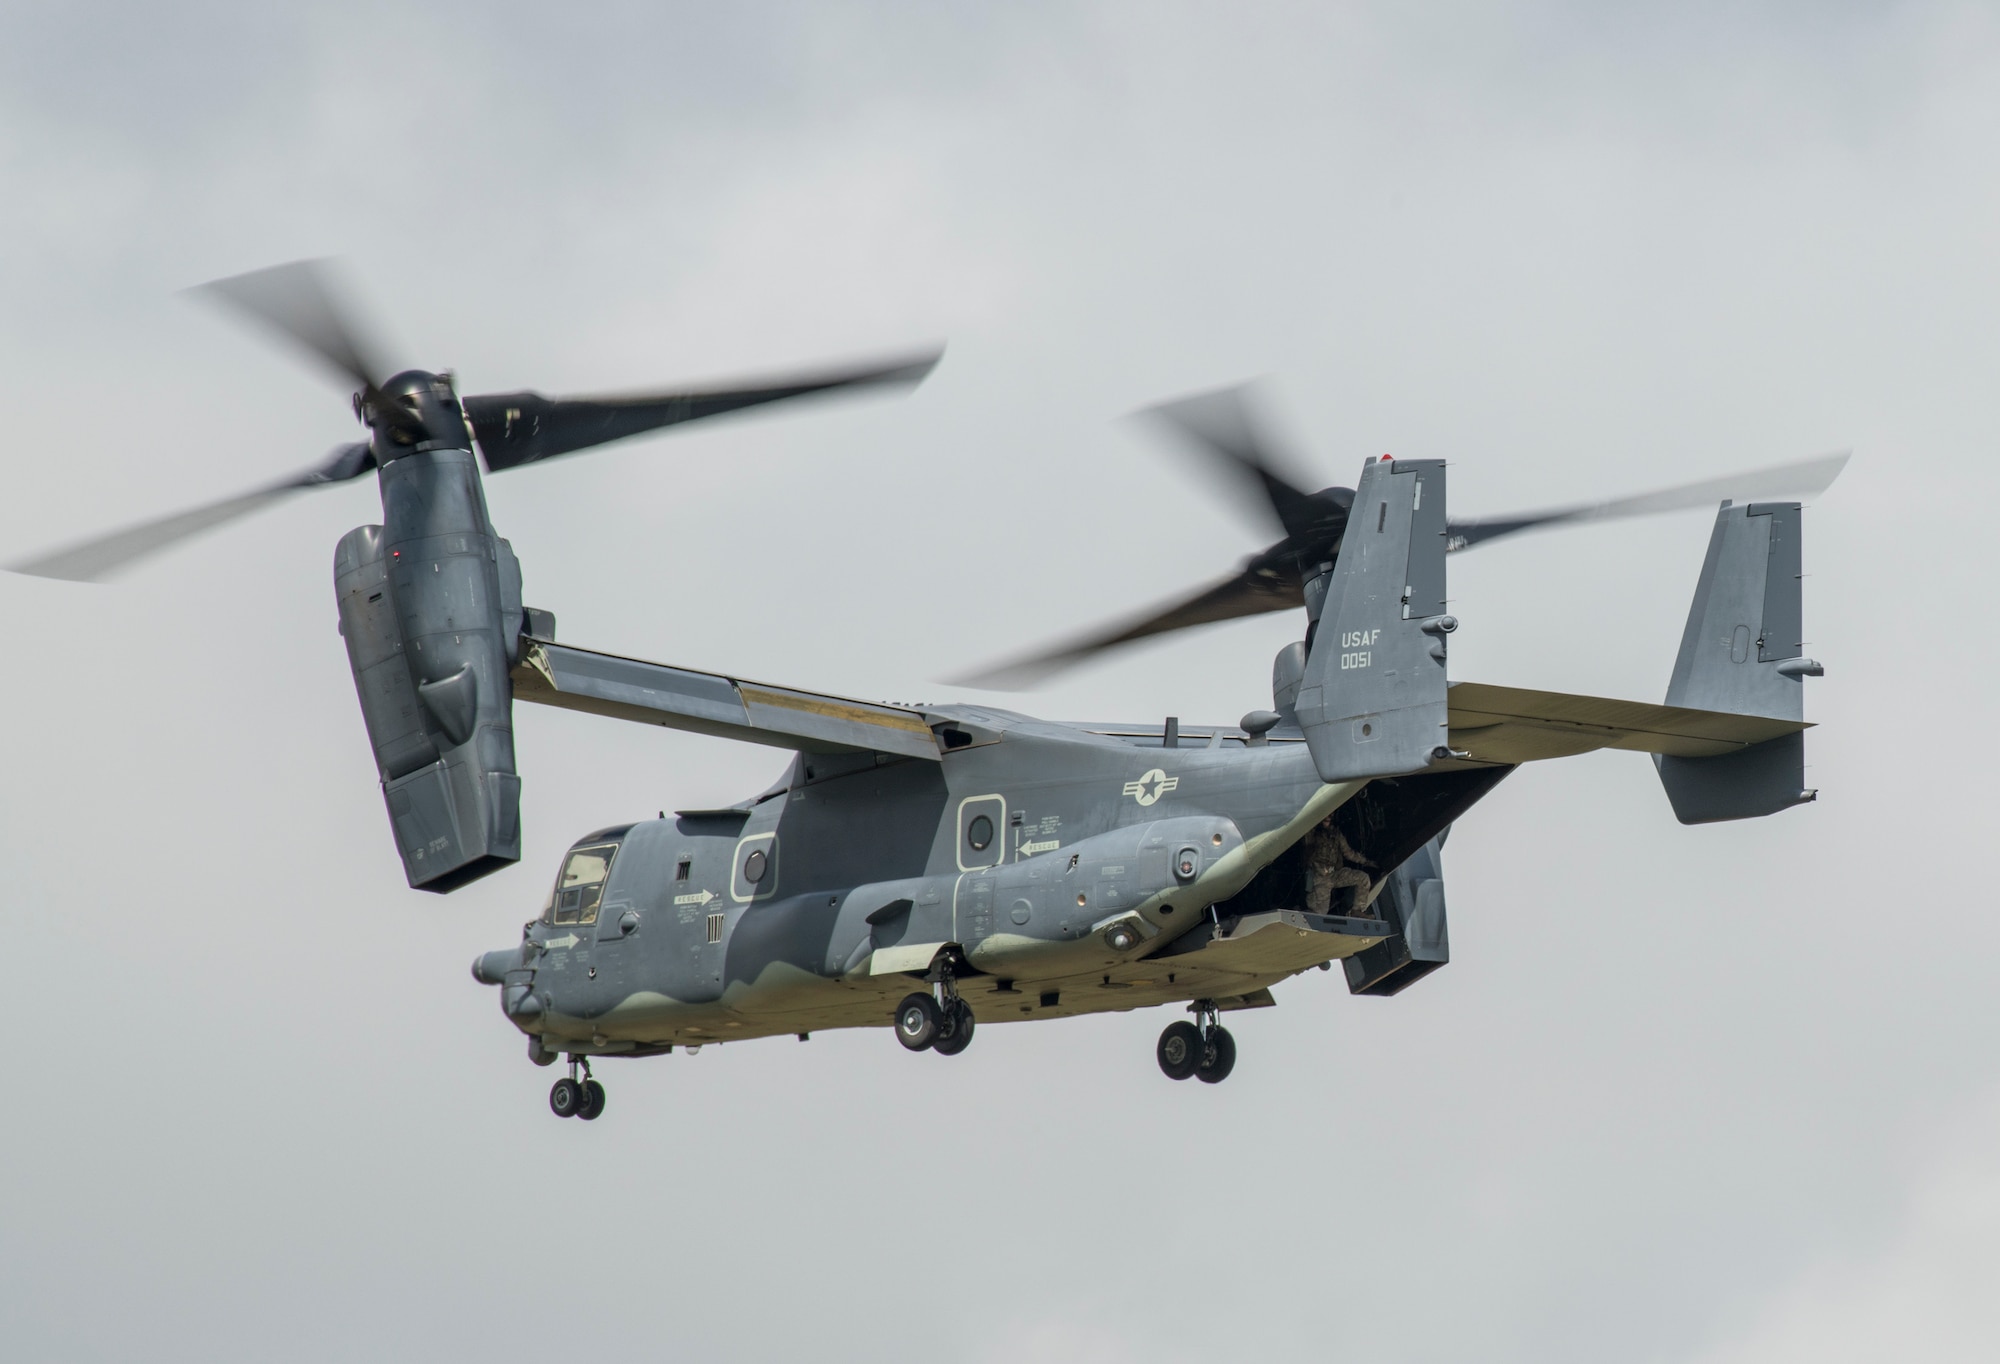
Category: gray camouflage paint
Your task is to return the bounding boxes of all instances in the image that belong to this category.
[479,711,1387,1055]
[435,443,1817,1063]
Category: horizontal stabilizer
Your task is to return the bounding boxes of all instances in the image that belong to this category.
[512,640,941,761]
[1443,680,1809,765]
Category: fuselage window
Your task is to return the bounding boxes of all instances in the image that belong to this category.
[967,814,994,852]
[742,848,769,885]
[549,844,617,926]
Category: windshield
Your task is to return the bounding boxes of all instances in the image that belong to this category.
[547,844,617,925]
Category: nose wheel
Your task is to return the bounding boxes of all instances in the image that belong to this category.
[550,1057,607,1119]
[1157,1002,1236,1084]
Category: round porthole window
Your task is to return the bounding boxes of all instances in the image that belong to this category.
[967,814,994,851]
[742,848,769,884]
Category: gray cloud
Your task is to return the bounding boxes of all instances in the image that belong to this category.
[2,3,1996,1361]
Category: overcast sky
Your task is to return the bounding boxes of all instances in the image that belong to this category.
[4,3,1998,1361]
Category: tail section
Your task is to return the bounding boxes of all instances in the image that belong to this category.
[1656,501,1822,823]
[1295,457,1455,782]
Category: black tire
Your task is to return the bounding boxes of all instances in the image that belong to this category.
[577,1079,607,1121]
[1157,1021,1202,1080]
[1195,1025,1237,1084]
[895,993,941,1051]
[549,1077,583,1117]
[933,1000,977,1056]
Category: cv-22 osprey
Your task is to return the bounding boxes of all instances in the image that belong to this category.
[16,263,1839,1121]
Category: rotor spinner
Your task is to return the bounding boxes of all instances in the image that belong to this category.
[355,369,472,456]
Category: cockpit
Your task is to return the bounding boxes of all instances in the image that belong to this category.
[545,842,618,925]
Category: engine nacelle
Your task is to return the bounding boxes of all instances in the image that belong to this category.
[335,445,524,892]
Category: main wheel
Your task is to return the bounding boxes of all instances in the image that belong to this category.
[549,1076,584,1117]
[1195,1025,1237,1084]
[1157,1021,1202,1080]
[577,1079,607,1121]
[895,992,942,1051]
[933,999,977,1056]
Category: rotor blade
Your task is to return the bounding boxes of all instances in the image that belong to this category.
[6,443,374,582]
[192,259,392,392]
[1447,450,1851,551]
[946,562,1304,690]
[462,346,944,473]
[1140,386,1326,544]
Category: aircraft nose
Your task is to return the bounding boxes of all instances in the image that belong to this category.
[502,984,545,1025]
[472,949,519,985]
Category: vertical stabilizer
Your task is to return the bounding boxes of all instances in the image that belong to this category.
[1657,501,1822,823]
[1296,458,1454,782]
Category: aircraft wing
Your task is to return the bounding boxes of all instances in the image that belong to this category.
[511,639,942,761]
[511,644,1806,769]
[1444,681,1810,765]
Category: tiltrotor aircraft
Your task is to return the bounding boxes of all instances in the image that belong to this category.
[14,263,1842,1122]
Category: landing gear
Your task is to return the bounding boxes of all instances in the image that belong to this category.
[895,959,978,1056]
[550,1057,606,1119]
[1157,1021,1202,1080]
[1195,1026,1236,1084]
[896,993,942,1050]
[933,999,976,1055]
[1158,1002,1236,1084]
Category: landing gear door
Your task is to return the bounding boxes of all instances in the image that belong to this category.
[957,795,1005,872]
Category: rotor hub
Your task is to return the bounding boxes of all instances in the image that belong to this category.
[359,368,470,454]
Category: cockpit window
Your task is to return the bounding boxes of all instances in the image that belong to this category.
[548,844,617,925]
